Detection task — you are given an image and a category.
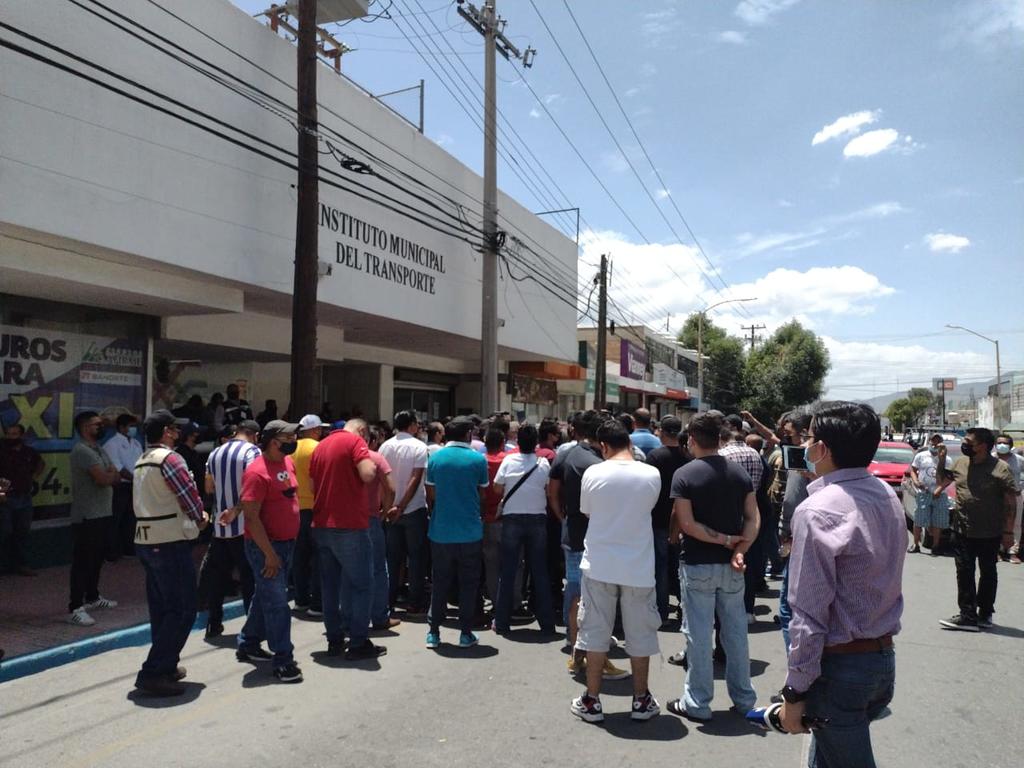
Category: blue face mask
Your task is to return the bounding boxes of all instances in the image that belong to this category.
[928,446,939,455]
[128,426,139,440]
[804,443,819,475]
[996,443,1011,455]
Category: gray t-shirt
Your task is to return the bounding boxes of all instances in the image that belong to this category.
[70,441,114,523]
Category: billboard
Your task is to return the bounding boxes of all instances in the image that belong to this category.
[620,339,646,380]
[0,326,147,522]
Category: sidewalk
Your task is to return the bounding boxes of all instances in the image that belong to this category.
[0,547,244,682]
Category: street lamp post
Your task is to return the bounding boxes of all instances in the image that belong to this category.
[697,298,757,412]
[946,324,1002,429]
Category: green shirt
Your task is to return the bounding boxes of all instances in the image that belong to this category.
[70,441,114,523]
[951,455,1018,538]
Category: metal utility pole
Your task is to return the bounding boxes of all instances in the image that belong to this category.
[457,1,535,416]
[946,324,1002,429]
[594,254,609,411]
[741,323,766,351]
[696,297,757,412]
[290,0,319,418]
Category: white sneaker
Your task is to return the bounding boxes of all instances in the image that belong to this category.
[68,607,96,626]
[86,596,118,610]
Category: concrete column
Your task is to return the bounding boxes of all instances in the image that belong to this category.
[379,364,394,423]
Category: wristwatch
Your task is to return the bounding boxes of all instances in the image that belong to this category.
[780,685,807,703]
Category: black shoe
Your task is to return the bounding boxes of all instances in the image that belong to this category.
[713,646,727,663]
[326,641,346,657]
[236,646,274,663]
[770,693,783,704]
[273,663,303,684]
[666,698,710,723]
[345,640,387,661]
[978,614,994,629]
[205,623,224,639]
[939,614,980,632]
[173,666,186,682]
[667,652,688,669]
[135,676,186,697]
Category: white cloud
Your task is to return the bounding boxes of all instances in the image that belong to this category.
[601,151,630,174]
[826,201,905,223]
[843,128,900,157]
[734,0,802,26]
[733,228,826,258]
[777,199,794,208]
[433,133,454,148]
[640,62,658,78]
[528,107,540,119]
[812,110,880,146]
[624,87,641,98]
[542,93,561,105]
[718,30,749,44]
[955,0,1024,48]
[924,232,971,253]
[655,188,671,199]
[822,337,992,401]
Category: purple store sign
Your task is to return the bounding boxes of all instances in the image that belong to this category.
[620,339,646,380]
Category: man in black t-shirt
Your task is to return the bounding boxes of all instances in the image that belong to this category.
[645,416,690,627]
[666,412,759,723]
[548,410,627,682]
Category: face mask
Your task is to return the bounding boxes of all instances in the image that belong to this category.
[128,426,139,440]
[278,440,297,456]
[960,443,974,458]
[996,443,1011,455]
[804,442,820,475]
[928,446,939,455]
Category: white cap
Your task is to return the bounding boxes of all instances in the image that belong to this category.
[298,414,323,431]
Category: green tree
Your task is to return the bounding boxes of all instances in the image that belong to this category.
[740,320,830,422]
[678,314,746,413]
[885,388,935,429]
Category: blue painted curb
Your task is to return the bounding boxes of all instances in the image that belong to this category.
[0,600,246,684]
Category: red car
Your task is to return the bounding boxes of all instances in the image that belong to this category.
[869,441,917,497]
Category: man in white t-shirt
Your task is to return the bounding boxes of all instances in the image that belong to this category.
[570,419,662,724]
[909,435,953,555]
[492,423,555,633]
[379,411,430,614]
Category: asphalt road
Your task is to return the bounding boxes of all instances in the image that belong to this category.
[1,550,1021,768]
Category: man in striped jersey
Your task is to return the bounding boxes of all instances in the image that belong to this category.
[200,420,261,638]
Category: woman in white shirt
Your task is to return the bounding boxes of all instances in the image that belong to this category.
[492,423,557,634]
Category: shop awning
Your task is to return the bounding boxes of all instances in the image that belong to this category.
[512,361,585,380]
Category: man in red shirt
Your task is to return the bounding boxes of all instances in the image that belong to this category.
[237,421,302,683]
[309,418,383,661]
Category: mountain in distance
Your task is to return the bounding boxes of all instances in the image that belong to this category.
[859,373,1017,416]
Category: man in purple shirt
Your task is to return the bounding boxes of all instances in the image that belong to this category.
[779,402,905,768]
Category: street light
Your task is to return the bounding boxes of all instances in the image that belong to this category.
[697,297,757,412]
[946,324,1002,429]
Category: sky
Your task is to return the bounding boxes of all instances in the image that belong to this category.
[231,0,1024,401]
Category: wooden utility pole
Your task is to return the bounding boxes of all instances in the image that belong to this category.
[290,0,319,418]
[741,323,766,351]
[594,253,608,411]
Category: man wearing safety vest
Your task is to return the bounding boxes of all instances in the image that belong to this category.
[132,409,209,697]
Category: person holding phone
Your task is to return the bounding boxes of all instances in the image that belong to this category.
[236,420,302,683]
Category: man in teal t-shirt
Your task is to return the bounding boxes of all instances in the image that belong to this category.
[424,417,489,649]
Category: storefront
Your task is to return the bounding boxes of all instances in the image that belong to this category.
[0,0,578,557]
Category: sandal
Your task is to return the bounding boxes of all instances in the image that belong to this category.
[907,544,920,553]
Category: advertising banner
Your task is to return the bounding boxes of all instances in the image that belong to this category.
[619,339,646,380]
[0,326,147,522]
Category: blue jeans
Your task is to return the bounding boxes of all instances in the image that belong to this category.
[495,515,555,631]
[429,540,482,634]
[680,562,757,718]
[779,561,792,653]
[315,527,372,647]
[562,550,583,626]
[135,540,197,682]
[806,650,896,768]
[239,539,295,669]
[291,509,321,610]
[368,516,390,626]
[653,527,670,622]
[386,507,429,609]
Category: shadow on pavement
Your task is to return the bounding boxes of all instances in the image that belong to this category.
[308,650,385,671]
[713,658,770,679]
[600,712,688,740]
[986,624,1024,639]
[433,643,499,659]
[692,710,766,738]
[127,681,207,706]
[502,628,564,644]
[749,622,781,635]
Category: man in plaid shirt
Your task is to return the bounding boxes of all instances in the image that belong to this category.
[132,409,208,698]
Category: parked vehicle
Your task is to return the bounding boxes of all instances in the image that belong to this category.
[870,441,916,498]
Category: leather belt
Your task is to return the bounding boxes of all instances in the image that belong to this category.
[823,634,894,655]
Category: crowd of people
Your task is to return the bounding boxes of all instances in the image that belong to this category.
[1,388,1021,765]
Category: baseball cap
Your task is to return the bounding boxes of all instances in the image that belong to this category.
[660,415,683,435]
[261,420,299,441]
[143,409,190,432]
[237,419,261,435]
[299,414,324,431]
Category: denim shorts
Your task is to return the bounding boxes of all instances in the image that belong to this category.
[914,490,950,529]
[564,549,584,585]
[576,574,661,657]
